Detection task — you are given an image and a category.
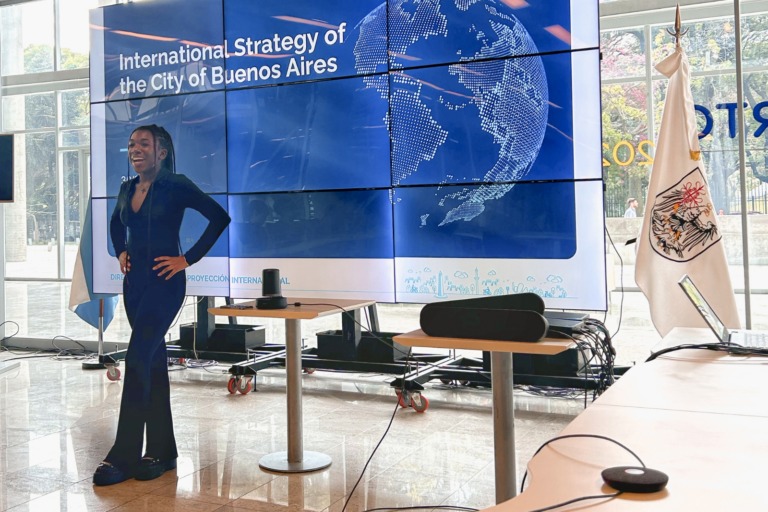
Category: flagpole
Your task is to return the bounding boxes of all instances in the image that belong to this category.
[636,6,742,335]
[81,298,107,370]
[732,0,752,327]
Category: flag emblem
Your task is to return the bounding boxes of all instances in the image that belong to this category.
[635,45,740,336]
[649,167,720,262]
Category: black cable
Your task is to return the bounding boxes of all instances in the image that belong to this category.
[298,301,627,512]
[51,335,94,358]
[184,297,229,375]
[520,433,646,493]
[0,345,43,356]
[296,304,457,512]
[580,319,616,396]
[338,346,454,512]
[523,491,623,512]
[309,301,621,404]
[295,301,590,394]
[645,342,768,361]
[340,354,412,512]
[547,321,619,405]
[516,433,649,511]
[604,226,625,339]
[2,337,96,362]
[516,384,586,400]
[0,320,23,353]
[548,330,592,407]
[0,353,62,362]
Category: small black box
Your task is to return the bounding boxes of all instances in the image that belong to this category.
[315,330,356,361]
[482,348,584,376]
[180,323,266,353]
[357,331,409,363]
[316,330,407,363]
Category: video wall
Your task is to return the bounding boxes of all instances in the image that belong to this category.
[90,0,605,309]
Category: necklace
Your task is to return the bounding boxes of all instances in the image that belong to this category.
[137,183,151,194]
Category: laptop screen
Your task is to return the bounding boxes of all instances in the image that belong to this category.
[677,274,729,343]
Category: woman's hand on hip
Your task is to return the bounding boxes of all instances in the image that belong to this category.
[118,251,131,274]
[153,255,189,280]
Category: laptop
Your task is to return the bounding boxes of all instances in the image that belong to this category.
[677,274,768,349]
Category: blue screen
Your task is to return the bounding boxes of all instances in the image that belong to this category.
[387,0,573,70]
[226,76,390,193]
[98,92,227,198]
[90,0,604,308]
[389,51,574,187]
[228,190,394,258]
[393,181,577,259]
[95,0,225,101]
[223,0,386,88]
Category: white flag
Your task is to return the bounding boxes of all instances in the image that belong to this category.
[68,197,118,330]
[635,47,740,337]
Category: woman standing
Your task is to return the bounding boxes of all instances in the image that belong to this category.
[93,124,230,486]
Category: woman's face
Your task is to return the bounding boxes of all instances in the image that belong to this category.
[128,129,167,175]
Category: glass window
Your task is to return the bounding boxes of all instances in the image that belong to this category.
[5,132,58,279]
[0,0,54,76]
[743,70,768,152]
[742,13,768,69]
[602,82,650,217]
[600,28,646,80]
[740,68,768,218]
[60,89,89,128]
[62,150,82,277]
[1,92,56,131]
[60,129,90,147]
[686,75,740,215]
[58,0,98,70]
[651,16,736,74]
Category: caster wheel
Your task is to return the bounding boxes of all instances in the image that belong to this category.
[238,376,253,395]
[106,366,121,381]
[227,377,237,395]
[303,367,316,374]
[411,393,429,413]
[440,378,452,385]
[396,390,408,408]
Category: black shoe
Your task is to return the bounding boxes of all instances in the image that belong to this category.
[93,462,133,486]
[134,457,177,481]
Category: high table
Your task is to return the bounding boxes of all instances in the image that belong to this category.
[209,297,376,473]
[481,327,768,511]
[393,329,575,504]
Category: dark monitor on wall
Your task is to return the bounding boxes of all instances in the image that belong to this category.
[0,134,14,203]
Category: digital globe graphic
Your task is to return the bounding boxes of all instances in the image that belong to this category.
[353,0,550,226]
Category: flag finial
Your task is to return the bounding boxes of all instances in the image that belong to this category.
[666,4,689,48]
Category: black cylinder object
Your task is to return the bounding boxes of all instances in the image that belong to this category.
[262,268,281,296]
[257,268,288,309]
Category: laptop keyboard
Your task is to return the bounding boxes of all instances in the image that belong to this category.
[730,330,768,349]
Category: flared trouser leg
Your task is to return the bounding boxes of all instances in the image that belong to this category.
[105,271,184,469]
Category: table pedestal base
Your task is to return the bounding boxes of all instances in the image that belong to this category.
[259,451,332,473]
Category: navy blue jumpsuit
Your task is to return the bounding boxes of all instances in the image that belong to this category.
[106,168,230,471]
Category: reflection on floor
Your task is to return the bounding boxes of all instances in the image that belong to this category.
[0,357,586,512]
[3,280,664,370]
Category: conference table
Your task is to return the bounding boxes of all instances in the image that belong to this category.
[393,329,575,504]
[481,327,768,511]
[209,297,376,473]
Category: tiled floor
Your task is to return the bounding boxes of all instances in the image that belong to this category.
[9,258,762,511]
[0,355,585,512]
